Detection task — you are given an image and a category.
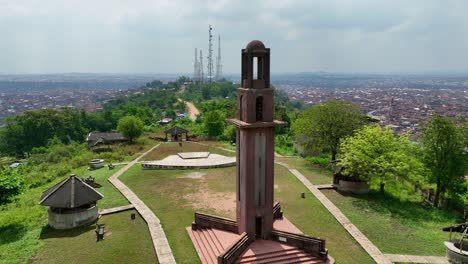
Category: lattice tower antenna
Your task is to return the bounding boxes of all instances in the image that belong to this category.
[199,49,204,83]
[215,34,223,81]
[207,25,214,83]
[194,48,198,81]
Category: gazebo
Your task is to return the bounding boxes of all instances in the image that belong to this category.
[39,174,104,229]
[164,126,189,142]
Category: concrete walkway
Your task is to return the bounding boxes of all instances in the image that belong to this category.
[384,254,448,264]
[108,143,176,264]
[99,204,135,215]
[275,161,392,264]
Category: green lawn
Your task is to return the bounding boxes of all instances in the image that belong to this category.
[0,165,129,263]
[31,210,156,264]
[141,141,235,161]
[277,157,333,185]
[75,165,129,209]
[120,164,374,264]
[322,187,462,256]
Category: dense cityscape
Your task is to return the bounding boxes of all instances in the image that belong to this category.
[1,73,466,134]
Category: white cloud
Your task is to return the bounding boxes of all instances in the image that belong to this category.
[0,0,467,73]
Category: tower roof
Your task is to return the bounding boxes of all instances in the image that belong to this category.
[39,175,103,208]
[246,40,266,51]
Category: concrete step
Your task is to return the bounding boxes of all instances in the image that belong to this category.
[198,228,221,259]
[187,228,211,264]
[238,248,321,264]
[238,248,301,263]
[206,228,224,254]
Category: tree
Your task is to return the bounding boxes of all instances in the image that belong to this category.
[339,125,425,194]
[292,100,364,161]
[0,168,25,204]
[203,110,225,138]
[420,116,466,207]
[292,100,365,183]
[117,116,144,142]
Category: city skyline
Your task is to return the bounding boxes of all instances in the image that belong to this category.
[2,0,468,74]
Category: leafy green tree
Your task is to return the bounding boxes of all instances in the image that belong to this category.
[222,125,236,142]
[420,116,466,207]
[0,168,25,204]
[117,116,144,142]
[339,125,425,194]
[291,99,365,163]
[203,110,225,138]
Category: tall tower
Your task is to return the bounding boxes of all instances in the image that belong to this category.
[207,25,214,83]
[215,34,223,81]
[228,40,279,238]
[199,49,204,83]
[193,48,199,81]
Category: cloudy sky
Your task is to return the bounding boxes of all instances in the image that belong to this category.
[1,0,468,74]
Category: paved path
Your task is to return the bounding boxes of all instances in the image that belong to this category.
[99,204,135,215]
[108,143,176,264]
[384,254,448,263]
[275,161,392,264]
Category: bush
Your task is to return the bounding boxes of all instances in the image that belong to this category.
[305,155,331,167]
[0,169,25,204]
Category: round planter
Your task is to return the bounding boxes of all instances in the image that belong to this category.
[445,240,468,264]
[338,179,370,194]
[89,159,104,170]
[48,205,99,229]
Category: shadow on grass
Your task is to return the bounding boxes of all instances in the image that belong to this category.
[336,189,463,224]
[39,224,95,240]
[0,223,27,245]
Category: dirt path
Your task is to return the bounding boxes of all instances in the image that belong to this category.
[178,98,199,120]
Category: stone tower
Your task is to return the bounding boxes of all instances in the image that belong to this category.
[228,40,281,238]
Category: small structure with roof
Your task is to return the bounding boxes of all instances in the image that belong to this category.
[39,174,104,229]
[164,126,189,142]
[158,117,173,126]
[86,132,126,148]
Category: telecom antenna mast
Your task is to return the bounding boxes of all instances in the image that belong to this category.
[215,34,223,81]
[194,48,198,81]
[207,25,214,82]
[199,49,204,83]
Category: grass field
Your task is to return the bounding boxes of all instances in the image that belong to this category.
[141,141,235,161]
[120,164,375,264]
[277,157,333,185]
[0,165,129,263]
[31,210,156,264]
[75,165,129,209]
[323,187,461,256]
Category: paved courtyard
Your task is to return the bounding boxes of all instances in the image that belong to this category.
[141,153,236,169]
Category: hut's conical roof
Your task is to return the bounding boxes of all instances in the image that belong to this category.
[39,175,103,208]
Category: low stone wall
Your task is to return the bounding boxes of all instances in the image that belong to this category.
[445,240,468,264]
[218,232,252,264]
[338,180,370,194]
[48,205,99,229]
[193,212,238,233]
[270,230,328,260]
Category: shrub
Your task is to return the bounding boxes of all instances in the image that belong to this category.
[0,169,25,204]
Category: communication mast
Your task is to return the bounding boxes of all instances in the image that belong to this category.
[215,34,223,81]
[193,48,198,81]
[199,49,204,83]
[207,25,214,82]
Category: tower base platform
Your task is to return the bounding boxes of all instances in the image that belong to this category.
[186,204,333,264]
